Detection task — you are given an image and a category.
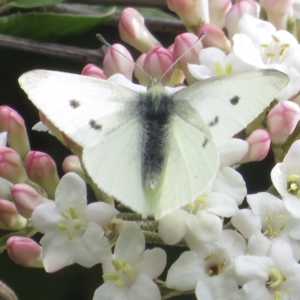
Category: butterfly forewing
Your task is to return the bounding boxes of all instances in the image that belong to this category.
[18,70,140,148]
[172,70,289,147]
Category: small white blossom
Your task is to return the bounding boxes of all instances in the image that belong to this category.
[32,172,118,272]
[231,192,300,260]
[233,14,300,101]
[93,223,166,300]
[271,140,300,218]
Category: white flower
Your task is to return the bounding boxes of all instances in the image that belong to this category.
[31,172,118,272]
[166,230,247,292]
[234,240,300,299]
[231,192,300,260]
[271,140,300,218]
[0,132,7,146]
[188,47,252,80]
[93,223,166,300]
[232,14,300,101]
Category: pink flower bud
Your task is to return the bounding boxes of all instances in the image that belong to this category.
[262,0,293,30]
[144,46,174,86]
[81,64,107,79]
[173,33,202,85]
[225,0,258,39]
[241,129,271,162]
[12,183,50,218]
[0,199,27,230]
[268,101,300,144]
[196,24,231,53]
[167,0,209,31]
[0,106,30,159]
[209,0,232,28]
[0,146,28,183]
[62,155,85,178]
[103,44,135,80]
[7,237,43,268]
[134,53,149,86]
[25,151,59,199]
[118,7,160,53]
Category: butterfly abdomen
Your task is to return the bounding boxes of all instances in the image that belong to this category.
[138,89,174,189]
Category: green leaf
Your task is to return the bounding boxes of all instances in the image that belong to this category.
[4,0,64,9]
[0,8,115,40]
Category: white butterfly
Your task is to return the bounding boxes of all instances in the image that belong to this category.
[19,69,288,218]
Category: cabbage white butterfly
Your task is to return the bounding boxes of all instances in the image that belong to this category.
[19,68,288,218]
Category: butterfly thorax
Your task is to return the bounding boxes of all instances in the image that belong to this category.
[138,81,175,190]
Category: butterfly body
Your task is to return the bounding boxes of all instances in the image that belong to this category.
[19,69,289,218]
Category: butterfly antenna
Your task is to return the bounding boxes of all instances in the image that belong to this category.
[96,34,153,81]
[160,32,206,82]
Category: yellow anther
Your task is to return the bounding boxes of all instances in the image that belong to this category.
[69,206,79,219]
[57,223,67,230]
[103,273,119,281]
[267,225,273,234]
[289,182,298,191]
[279,48,287,56]
[207,269,213,275]
[276,215,286,220]
[60,211,70,219]
[267,213,273,221]
[74,220,83,230]
[214,61,224,76]
[281,43,290,48]
[187,202,195,212]
[196,196,207,204]
[123,265,134,277]
[279,223,286,231]
[225,64,233,74]
[260,43,269,48]
[269,268,285,288]
[272,34,280,43]
[205,251,217,261]
[266,52,275,57]
[112,259,122,271]
[115,279,125,287]
[67,231,74,240]
[288,174,299,182]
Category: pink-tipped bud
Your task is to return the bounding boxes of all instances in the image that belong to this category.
[209,0,232,28]
[241,129,271,163]
[0,199,27,230]
[81,64,107,79]
[12,183,50,218]
[144,46,174,86]
[263,0,293,30]
[25,151,59,199]
[0,147,28,183]
[0,106,30,159]
[225,0,258,39]
[268,101,300,144]
[196,24,231,53]
[167,0,209,31]
[7,237,43,268]
[103,44,135,80]
[118,7,160,53]
[173,33,202,85]
[134,53,149,86]
[62,155,85,178]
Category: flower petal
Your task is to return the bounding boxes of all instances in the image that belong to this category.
[129,275,161,300]
[93,282,128,300]
[85,202,118,227]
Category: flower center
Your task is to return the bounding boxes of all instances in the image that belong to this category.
[57,205,85,240]
[262,213,287,239]
[287,174,300,197]
[102,258,135,287]
[260,34,290,65]
[187,196,207,213]
[266,267,289,299]
[204,251,227,276]
[214,61,233,76]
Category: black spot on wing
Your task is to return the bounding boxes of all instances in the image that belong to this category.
[69,99,80,108]
[230,96,239,106]
[89,119,102,130]
[208,116,219,128]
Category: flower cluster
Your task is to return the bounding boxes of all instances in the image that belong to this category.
[2,0,300,299]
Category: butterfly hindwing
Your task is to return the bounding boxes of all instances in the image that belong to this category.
[172,69,289,147]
